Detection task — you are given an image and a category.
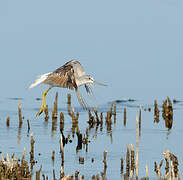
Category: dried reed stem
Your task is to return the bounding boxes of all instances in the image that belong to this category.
[18,101,23,125]
[124,108,127,126]
[146,164,149,180]
[60,134,64,166]
[6,117,10,127]
[135,115,139,180]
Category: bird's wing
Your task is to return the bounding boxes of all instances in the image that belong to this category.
[69,60,86,78]
[43,61,77,90]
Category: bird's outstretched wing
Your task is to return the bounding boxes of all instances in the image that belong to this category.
[43,60,77,90]
[62,59,86,78]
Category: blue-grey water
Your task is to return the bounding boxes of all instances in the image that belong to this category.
[1,0,183,179]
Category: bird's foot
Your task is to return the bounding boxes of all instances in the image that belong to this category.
[36,104,47,116]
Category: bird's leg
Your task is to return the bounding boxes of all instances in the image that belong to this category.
[36,87,52,116]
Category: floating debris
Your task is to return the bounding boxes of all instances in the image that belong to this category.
[113,99,136,104]
[173,99,181,104]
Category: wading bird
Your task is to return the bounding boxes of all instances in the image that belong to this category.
[29,59,106,116]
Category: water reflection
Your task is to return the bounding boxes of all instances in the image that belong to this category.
[1,93,182,179]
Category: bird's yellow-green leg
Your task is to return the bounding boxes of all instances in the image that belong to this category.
[36,87,52,116]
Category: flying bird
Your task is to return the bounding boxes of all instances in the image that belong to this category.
[29,59,106,116]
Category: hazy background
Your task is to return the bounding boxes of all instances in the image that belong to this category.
[0,0,183,106]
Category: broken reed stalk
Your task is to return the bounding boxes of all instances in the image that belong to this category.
[52,92,58,119]
[60,112,64,131]
[21,147,26,165]
[36,165,42,180]
[44,105,49,121]
[52,150,55,164]
[126,145,130,177]
[75,170,79,180]
[60,134,64,166]
[130,170,133,180]
[27,120,30,133]
[93,105,100,124]
[6,116,10,127]
[124,108,127,126]
[113,103,116,123]
[30,133,35,165]
[53,169,56,180]
[146,164,149,180]
[60,165,65,179]
[163,150,180,179]
[18,101,23,125]
[103,150,107,174]
[130,144,135,172]
[120,158,123,174]
[67,93,72,116]
[139,105,142,137]
[136,115,139,180]
[154,100,160,123]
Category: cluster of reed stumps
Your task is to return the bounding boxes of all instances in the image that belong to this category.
[2,95,181,179]
[154,96,173,130]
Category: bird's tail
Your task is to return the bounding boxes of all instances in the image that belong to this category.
[29,72,51,88]
[76,90,88,110]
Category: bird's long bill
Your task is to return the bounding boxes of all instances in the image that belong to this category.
[93,80,107,86]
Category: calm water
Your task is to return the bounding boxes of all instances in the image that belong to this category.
[1,0,183,179]
[0,94,183,179]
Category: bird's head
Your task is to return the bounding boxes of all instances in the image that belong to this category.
[87,75,107,86]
